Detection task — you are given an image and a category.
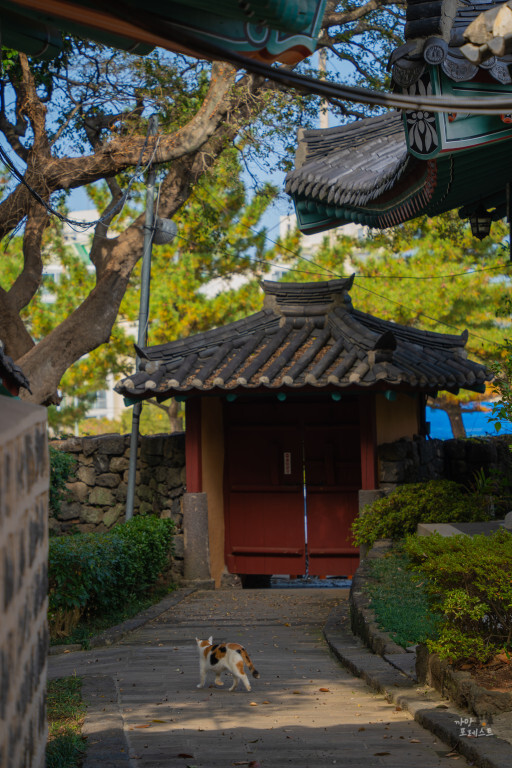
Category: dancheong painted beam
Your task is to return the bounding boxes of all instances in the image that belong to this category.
[285,0,512,233]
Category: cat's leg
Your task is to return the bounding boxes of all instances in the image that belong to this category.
[230,660,251,691]
[229,673,251,691]
[197,662,207,689]
[215,672,224,686]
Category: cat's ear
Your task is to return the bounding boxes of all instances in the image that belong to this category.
[195,637,201,645]
[208,636,213,645]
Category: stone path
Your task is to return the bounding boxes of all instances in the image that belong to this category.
[49,589,471,767]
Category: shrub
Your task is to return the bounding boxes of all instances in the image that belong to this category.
[48,516,175,637]
[351,479,489,549]
[49,446,76,517]
[403,529,512,664]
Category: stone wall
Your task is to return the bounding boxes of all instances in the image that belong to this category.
[51,433,185,580]
[378,435,512,492]
[0,397,49,768]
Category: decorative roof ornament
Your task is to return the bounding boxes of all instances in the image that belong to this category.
[285,0,512,234]
[460,0,512,65]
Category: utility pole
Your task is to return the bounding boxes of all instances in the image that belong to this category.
[319,47,329,130]
[125,115,159,521]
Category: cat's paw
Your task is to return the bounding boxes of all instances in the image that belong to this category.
[196,683,203,688]
[215,680,224,686]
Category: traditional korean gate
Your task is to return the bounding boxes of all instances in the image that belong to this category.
[224,399,361,578]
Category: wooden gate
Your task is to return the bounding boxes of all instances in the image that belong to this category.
[224,399,362,578]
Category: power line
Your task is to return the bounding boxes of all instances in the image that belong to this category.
[194,179,512,282]
[176,184,507,347]
[0,129,160,231]
[172,223,504,349]
[101,10,512,115]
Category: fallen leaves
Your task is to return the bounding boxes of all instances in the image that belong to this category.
[319,687,330,692]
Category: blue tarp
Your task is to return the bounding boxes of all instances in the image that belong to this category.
[426,402,512,440]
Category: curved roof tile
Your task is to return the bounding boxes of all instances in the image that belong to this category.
[115,279,491,401]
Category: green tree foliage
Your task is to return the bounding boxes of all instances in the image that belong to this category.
[0,5,405,407]
[281,211,511,435]
[1,149,297,432]
[490,297,512,434]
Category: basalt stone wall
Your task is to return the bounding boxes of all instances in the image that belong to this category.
[378,435,512,490]
[0,397,49,768]
[51,433,186,579]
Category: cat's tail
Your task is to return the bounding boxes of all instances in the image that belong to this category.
[241,649,260,679]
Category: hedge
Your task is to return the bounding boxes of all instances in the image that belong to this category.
[49,515,175,637]
[351,479,490,549]
[404,529,512,664]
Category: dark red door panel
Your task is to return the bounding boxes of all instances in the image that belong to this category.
[224,419,305,575]
[224,399,362,578]
[304,420,361,577]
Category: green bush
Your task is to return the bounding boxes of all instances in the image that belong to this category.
[404,530,512,664]
[351,480,489,549]
[48,516,175,637]
[49,446,76,517]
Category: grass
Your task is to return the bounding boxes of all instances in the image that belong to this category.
[51,582,176,648]
[46,677,86,768]
[365,549,440,648]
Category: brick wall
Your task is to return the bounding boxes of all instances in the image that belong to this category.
[0,397,49,768]
[51,433,185,581]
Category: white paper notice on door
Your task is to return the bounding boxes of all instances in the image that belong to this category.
[283,451,292,475]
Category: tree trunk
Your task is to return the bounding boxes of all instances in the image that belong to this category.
[167,400,183,433]
[446,401,467,438]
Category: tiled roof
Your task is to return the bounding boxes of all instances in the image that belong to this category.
[115,279,490,401]
[285,112,410,211]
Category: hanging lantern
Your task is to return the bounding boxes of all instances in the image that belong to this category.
[469,205,492,240]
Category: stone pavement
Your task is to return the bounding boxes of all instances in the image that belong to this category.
[48,589,509,767]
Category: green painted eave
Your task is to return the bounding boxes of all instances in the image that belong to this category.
[2,0,326,60]
[293,138,512,233]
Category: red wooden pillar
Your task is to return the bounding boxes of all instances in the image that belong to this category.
[185,398,202,492]
[359,394,377,490]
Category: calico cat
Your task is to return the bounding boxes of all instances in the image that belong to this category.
[196,636,260,692]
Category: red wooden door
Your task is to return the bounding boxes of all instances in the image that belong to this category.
[224,399,363,578]
[304,402,361,577]
[224,403,305,576]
